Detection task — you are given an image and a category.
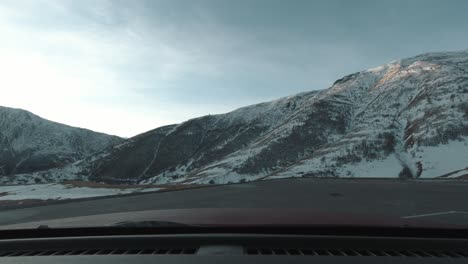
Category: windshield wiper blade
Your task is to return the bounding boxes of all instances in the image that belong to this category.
[112,221,193,228]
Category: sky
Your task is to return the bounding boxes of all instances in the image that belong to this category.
[0,0,467,137]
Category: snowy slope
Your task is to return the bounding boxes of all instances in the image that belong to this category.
[263,51,468,181]
[3,50,467,185]
[149,50,466,184]
[0,183,161,200]
[83,90,321,184]
[0,106,122,180]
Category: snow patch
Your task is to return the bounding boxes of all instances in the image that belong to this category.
[417,139,468,178]
[0,183,162,200]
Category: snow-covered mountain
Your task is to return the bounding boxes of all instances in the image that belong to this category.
[0,106,122,180]
[3,50,467,185]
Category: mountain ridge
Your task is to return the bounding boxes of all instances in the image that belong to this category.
[0,105,122,137]
[1,50,467,185]
[0,106,122,179]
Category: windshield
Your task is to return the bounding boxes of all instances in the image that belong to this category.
[0,0,467,230]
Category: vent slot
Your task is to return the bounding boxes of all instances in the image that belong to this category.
[245,248,468,258]
[0,248,198,257]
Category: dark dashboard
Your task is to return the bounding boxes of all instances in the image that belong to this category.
[1,226,468,263]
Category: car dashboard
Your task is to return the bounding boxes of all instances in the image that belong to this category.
[1,226,468,263]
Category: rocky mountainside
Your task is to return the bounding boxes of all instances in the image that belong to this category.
[2,51,467,185]
[0,106,122,179]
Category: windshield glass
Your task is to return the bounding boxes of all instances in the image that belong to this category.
[0,0,467,230]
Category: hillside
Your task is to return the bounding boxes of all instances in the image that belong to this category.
[0,107,122,181]
[2,51,467,185]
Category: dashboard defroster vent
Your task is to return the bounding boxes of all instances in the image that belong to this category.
[0,248,198,257]
[245,248,468,258]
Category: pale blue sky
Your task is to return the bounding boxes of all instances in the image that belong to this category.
[0,0,467,137]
